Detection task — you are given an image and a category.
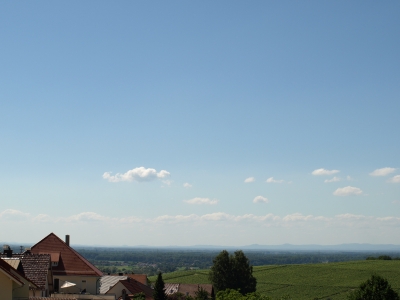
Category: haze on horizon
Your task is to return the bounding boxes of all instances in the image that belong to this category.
[1,1,399,247]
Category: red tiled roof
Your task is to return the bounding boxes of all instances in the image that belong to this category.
[127,274,148,285]
[113,279,154,300]
[41,251,60,263]
[31,233,103,277]
[21,253,51,290]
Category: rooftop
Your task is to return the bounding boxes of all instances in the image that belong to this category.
[31,233,102,277]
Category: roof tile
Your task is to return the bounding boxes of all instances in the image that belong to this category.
[31,233,102,277]
[1,253,51,290]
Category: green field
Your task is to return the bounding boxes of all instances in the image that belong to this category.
[149,260,400,299]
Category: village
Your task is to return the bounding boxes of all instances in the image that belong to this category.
[0,233,213,300]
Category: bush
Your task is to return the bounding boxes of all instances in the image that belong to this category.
[347,274,399,300]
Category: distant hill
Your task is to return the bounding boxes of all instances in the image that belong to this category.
[121,243,400,252]
[240,243,400,252]
[4,242,400,252]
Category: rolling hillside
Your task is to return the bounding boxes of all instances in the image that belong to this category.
[149,260,400,299]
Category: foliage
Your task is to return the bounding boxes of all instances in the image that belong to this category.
[217,289,247,300]
[209,250,257,295]
[195,286,211,300]
[168,292,193,300]
[170,293,192,300]
[216,289,276,300]
[133,292,146,300]
[209,250,232,293]
[154,272,168,300]
[347,274,399,300]
[366,255,393,260]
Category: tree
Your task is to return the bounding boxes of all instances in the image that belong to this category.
[133,292,146,300]
[209,250,257,295]
[347,274,400,300]
[154,272,168,300]
[195,286,210,300]
[230,250,257,294]
[168,292,193,300]
[216,289,271,300]
[209,250,232,293]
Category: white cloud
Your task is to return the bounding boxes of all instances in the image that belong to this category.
[119,216,142,223]
[346,175,353,181]
[312,168,340,176]
[389,175,400,183]
[103,167,170,182]
[324,176,341,183]
[335,213,369,220]
[253,196,269,203]
[184,197,218,205]
[333,186,363,196]
[32,214,53,222]
[244,177,255,183]
[266,177,284,183]
[201,212,232,221]
[155,214,199,223]
[6,209,400,243]
[0,209,30,221]
[282,213,315,222]
[183,183,192,188]
[162,180,173,187]
[64,212,112,222]
[369,167,396,177]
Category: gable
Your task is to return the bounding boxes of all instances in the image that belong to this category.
[2,258,20,269]
[31,233,102,277]
[0,257,39,289]
[0,259,23,286]
[107,279,154,300]
[1,253,51,291]
[100,275,127,294]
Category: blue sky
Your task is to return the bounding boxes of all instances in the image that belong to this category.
[1,1,399,246]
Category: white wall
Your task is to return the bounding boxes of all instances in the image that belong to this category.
[54,275,100,295]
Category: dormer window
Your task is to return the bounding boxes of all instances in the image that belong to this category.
[52,261,58,267]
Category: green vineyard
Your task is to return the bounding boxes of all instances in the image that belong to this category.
[149,260,400,300]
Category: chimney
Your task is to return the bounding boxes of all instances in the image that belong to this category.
[3,245,13,257]
[65,235,70,246]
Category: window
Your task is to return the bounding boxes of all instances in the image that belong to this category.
[54,278,59,293]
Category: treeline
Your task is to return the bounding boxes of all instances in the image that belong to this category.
[366,255,400,260]
[75,247,400,275]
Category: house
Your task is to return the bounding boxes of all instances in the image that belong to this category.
[100,274,149,294]
[0,257,24,300]
[1,246,54,297]
[31,233,103,295]
[0,256,39,300]
[165,283,214,299]
[106,277,154,300]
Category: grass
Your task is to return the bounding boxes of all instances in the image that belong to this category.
[149,260,400,299]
